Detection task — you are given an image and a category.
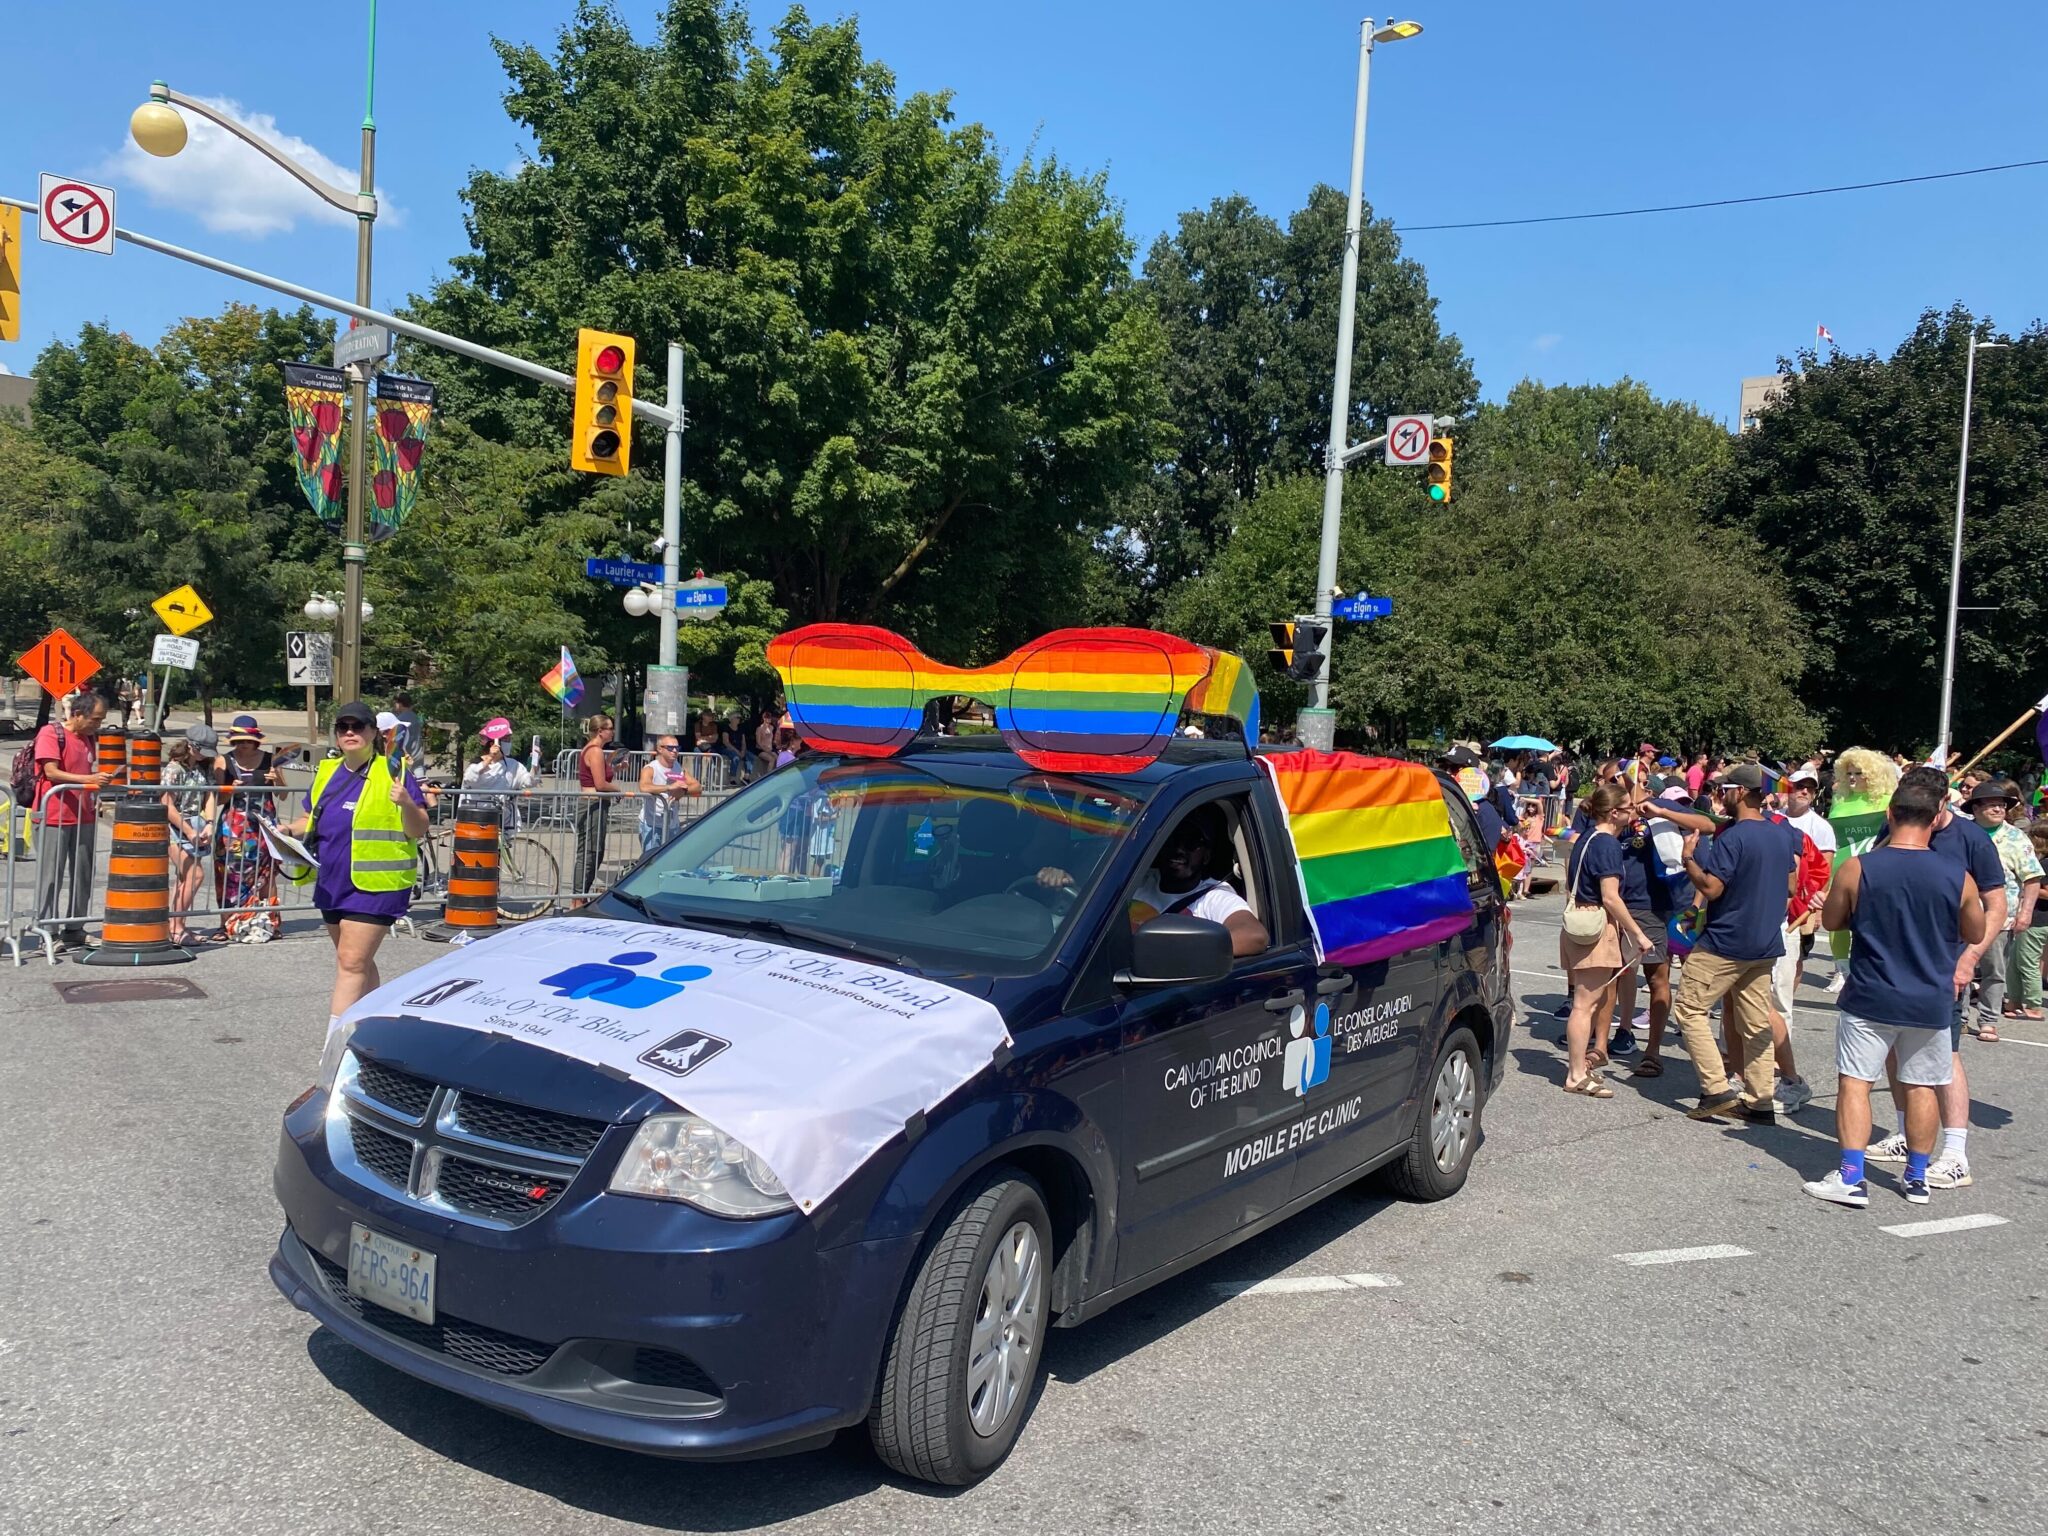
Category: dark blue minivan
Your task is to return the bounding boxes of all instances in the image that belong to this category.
[270,736,1511,1485]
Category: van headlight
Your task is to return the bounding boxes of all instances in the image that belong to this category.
[609,1113,794,1218]
[316,1018,359,1097]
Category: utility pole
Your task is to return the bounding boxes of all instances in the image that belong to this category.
[1934,334,2007,764]
[1300,18,1420,752]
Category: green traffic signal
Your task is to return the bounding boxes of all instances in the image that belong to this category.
[1428,484,1447,502]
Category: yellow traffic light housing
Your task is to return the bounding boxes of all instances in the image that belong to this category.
[572,328,635,475]
[1426,435,1454,504]
[0,205,21,344]
[1268,620,1296,673]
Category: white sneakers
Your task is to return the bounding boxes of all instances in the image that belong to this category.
[1866,1132,1910,1164]
[1802,1171,1869,1208]
[1926,1153,1973,1189]
[1826,971,1847,994]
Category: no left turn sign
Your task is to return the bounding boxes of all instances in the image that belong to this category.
[1384,414,1433,466]
[39,173,116,255]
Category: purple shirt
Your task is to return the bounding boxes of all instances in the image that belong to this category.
[306,761,425,918]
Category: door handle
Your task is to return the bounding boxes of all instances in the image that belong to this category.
[1315,970,1353,997]
[1263,989,1307,1012]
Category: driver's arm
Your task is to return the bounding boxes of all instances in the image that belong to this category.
[1224,910,1269,957]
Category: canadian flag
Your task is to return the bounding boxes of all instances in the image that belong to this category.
[1816,324,1836,346]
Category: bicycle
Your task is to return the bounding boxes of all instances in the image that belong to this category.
[413,785,563,922]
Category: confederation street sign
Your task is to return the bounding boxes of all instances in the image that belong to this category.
[333,323,394,370]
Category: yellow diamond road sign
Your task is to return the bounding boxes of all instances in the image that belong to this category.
[152,584,213,637]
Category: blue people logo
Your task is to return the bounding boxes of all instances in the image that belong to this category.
[539,950,715,1010]
[1282,1001,1334,1098]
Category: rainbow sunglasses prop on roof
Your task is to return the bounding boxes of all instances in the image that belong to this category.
[767,624,1257,774]
[1262,750,1476,966]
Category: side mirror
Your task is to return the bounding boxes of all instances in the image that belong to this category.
[1116,914,1234,988]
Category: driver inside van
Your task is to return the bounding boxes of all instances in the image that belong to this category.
[1039,804,1270,957]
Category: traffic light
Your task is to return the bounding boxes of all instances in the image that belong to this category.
[1426,435,1454,503]
[571,328,635,475]
[1287,620,1327,681]
[0,204,21,344]
[1268,619,1327,682]
[1268,620,1296,673]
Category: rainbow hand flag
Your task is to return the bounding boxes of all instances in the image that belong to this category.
[541,646,584,708]
[1265,750,1474,966]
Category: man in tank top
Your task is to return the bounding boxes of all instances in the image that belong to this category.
[1805,774,1985,1209]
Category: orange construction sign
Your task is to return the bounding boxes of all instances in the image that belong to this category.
[17,627,102,697]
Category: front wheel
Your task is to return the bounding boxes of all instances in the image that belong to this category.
[869,1172,1051,1486]
[1381,1025,1483,1201]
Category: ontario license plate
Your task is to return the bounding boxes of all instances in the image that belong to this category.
[347,1224,437,1325]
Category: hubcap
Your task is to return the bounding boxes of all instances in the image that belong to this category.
[1430,1048,1476,1174]
[965,1220,1043,1437]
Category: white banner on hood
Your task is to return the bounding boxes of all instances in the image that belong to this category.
[342,918,1011,1213]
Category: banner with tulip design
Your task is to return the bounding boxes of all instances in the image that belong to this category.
[368,374,436,539]
[282,363,348,526]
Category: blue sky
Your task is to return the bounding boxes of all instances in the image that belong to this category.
[3,1,2043,424]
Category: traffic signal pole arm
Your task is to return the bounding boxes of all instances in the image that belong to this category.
[0,193,678,431]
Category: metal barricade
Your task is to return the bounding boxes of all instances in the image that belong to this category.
[550,747,735,792]
[4,777,745,964]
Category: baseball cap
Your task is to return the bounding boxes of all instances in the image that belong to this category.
[375,710,399,733]
[1788,768,1820,788]
[1436,744,1482,768]
[1657,755,1677,767]
[480,716,513,742]
[332,701,375,730]
[1657,783,1693,803]
[1721,763,1767,791]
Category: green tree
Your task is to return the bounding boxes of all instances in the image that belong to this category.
[1455,377,1731,498]
[0,422,107,664]
[405,0,1169,661]
[1717,305,2048,753]
[1131,189,1475,593]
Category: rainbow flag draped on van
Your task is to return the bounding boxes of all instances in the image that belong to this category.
[1263,751,1474,966]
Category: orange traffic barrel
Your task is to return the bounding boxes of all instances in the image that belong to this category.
[128,730,163,787]
[78,798,192,966]
[443,803,502,932]
[96,727,129,788]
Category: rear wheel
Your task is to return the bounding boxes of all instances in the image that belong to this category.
[1382,1026,1483,1201]
[869,1172,1050,1486]
[496,833,560,921]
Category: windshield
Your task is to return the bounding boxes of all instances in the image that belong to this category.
[614,753,1150,975]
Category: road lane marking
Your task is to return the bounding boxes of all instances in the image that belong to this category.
[1879,1213,2010,1238]
[1612,1244,1752,1266]
[1997,1035,2048,1050]
[1212,1273,1402,1297]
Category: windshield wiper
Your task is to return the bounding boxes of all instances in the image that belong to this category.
[604,888,658,921]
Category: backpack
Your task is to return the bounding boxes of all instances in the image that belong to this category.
[8,744,36,811]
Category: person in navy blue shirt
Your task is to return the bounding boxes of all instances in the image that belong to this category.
[1804,774,1984,1207]
[1671,763,1798,1121]
[1863,766,2008,1191]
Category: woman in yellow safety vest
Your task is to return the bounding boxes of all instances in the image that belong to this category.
[286,699,431,1036]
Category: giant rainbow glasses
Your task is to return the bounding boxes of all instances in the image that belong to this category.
[766,624,1256,774]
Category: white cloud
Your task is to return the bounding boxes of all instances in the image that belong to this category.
[102,95,401,238]
[0,362,13,374]
[1531,333,1562,353]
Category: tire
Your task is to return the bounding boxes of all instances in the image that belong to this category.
[868,1172,1051,1486]
[1382,1026,1483,1201]
[496,833,560,921]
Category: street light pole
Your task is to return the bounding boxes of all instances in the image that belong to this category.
[1301,18,1419,753]
[337,0,380,703]
[1934,335,2006,764]
[128,0,381,700]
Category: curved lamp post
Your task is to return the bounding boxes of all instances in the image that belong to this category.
[132,0,381,703]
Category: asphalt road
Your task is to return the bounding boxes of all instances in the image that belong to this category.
[4,896,2044,1535]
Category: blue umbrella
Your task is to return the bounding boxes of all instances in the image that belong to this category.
[1492,734,1558,752]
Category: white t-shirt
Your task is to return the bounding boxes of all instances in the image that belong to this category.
[1785,807,1836,855]
[1128,874,1251,928]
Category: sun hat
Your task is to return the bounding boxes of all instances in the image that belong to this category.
[228,713,263,744]
[480,716,513,742]
[1965,779,2020,806]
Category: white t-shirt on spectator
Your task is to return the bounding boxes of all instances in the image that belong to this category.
[1785,808,1836,855]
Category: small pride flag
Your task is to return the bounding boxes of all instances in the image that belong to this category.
[1264,751,1475,966]
[541,646,584,708]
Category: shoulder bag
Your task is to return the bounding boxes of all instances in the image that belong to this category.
[1563,830,1611,941]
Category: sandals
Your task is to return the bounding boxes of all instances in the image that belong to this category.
[1630,1057,1664,1077]
[1976,1023,2001,1044]
[1564,1075,1615,1099]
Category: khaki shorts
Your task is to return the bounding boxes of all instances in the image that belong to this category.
[1838,1010,1952,1086]
[1769,923,1798,1015]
